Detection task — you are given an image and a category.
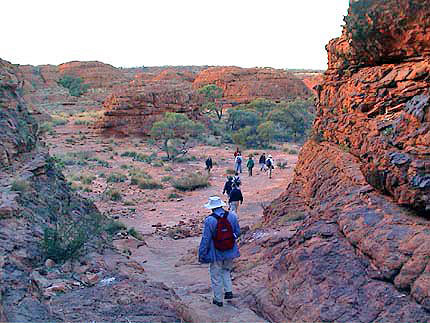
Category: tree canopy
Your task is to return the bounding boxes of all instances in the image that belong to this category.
[198,84,224,121]
[150,112,204,160]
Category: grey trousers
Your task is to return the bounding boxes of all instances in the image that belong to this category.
[229,201,240,213]
[209,260,234,302]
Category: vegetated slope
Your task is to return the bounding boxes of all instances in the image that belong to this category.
[0,58,190,322]
[237,1,430,322]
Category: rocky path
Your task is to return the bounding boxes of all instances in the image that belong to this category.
[115,153,298,322]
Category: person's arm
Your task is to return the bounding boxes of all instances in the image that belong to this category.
[223,182,227,194]
[198,218,213,263]
[232,215,241,238]
[239,191,243,204]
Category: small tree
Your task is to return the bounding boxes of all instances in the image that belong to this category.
[257,121,277,147]
[150,112,204,160]
[232,126,258,147]
[198,84,224,121]
[227,108,260,131]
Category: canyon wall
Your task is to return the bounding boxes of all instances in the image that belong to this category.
[238,1,430,321]
[99,80,204,136]
[0,59,190,322]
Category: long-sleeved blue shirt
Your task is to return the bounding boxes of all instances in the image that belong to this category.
[198,207,241,263]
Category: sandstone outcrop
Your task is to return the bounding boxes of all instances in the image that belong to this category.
[99,81,204,136]
[293,71,323,94]
[239,1,430,321]
[58,61,129,89]
[193,66,312,104]
[0,58,189,322]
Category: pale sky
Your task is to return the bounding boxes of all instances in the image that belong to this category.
[2,0,349,70]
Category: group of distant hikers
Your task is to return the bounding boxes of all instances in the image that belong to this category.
[231,149,275,178]
[199,148,277,307]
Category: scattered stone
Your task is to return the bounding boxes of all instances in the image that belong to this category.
[83,273,99,286]
[45,282,68,293]
[45,259,56,268]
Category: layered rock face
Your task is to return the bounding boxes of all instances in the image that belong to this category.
[0,60,38,167]
[239,1,430,322]
[193,66,311,104]
[58,61,129,89]
[100,80,204,136]
[320,0,430,211]
[0,59,189,322]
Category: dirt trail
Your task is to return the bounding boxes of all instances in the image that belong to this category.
[47,121,298,321]
[116,153,298,322]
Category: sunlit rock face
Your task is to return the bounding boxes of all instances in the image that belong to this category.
[238,1,430,322]
[99,80,204,136]
[192,66,311,104]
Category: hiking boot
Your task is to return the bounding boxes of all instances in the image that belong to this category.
[224,292,234,300]
[212,299,223,307]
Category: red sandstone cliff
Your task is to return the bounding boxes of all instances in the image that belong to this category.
[99,80,204,136]
[238,1,430,321]
[58,61,129,89]
[193,66,312,104]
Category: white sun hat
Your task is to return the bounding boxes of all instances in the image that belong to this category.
[204,196,226,209]
[268,154,273,158]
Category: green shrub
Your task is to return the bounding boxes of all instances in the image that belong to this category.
[172,173,210,191]
[161,176,172,183]
[151,161,164,167]
[41,213,102,263]
[121,151,154,163]
[58,75,89,97]
[104,220,126,235]
[52,117,68,127]
[104,189,122,201]
[11,179,30,192]
[138,178,163,190]
[276,161,288,169]
[127,227,145,241]
[121,151,138,158]
[79,175,96,185]
[74,119,93,126]
[39,122,54,135]
[203,135,222,147]
[175,155,198,163]
[130,177,139,185]
[168,192,181,199]
[93,158,110,168]
[106,172,127,183]
[129,168,151,179]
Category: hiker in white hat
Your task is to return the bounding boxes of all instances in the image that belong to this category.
[199,196,241,307]
[266,154,274,178]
